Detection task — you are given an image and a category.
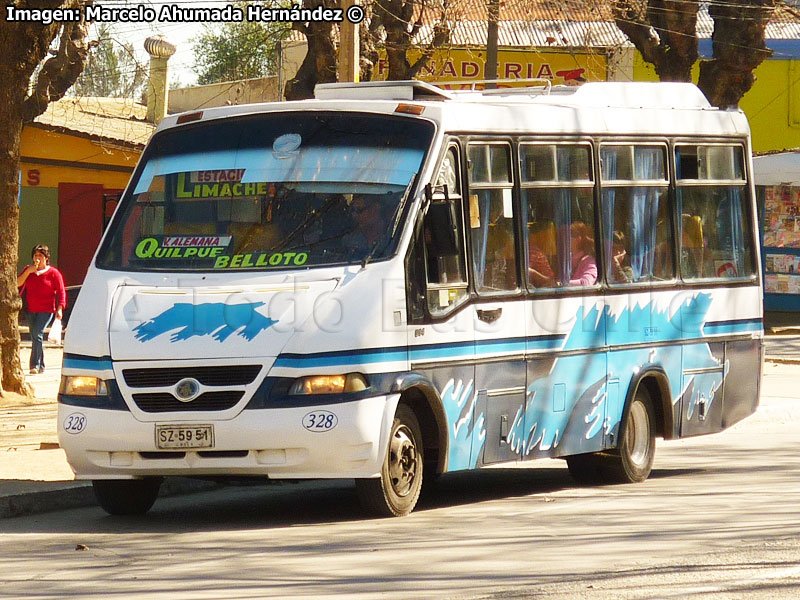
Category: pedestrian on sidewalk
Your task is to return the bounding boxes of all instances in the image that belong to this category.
[17,244,66,375]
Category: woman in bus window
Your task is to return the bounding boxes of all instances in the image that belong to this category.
[569,221,597,286]
[528,240,555,288]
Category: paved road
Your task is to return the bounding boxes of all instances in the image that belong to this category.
[1,363,799,600]
[764,333,800,362]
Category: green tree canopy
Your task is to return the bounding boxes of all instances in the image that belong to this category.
[192,4,290,85]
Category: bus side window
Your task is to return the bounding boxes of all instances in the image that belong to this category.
[600,144,673,285]
[522,143,595,288]
[423,146,468,316]
[467,143,518,294]
[675,144,754,280]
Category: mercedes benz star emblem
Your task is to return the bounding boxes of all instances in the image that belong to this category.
[174,378,201,402]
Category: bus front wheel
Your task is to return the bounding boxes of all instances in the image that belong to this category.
[356,404,424,517]
[92,478,162,515]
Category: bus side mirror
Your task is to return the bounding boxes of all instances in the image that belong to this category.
[426,200,459,256]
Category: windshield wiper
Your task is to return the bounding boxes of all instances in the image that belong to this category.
[361,175,417,269]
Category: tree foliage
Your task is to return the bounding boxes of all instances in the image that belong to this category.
[0,0,92,395]
[192,3,291,85]
[613,0,776,107]
[73,24,146,98]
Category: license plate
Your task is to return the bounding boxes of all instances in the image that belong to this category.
[155,425,214,449]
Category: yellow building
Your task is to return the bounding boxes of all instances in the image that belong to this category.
[268,0,800,154]
[19,97,153,286]
[406,0,800,153]
[631,6,800,154]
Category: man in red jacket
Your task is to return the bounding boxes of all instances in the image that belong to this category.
[17,244,66,374]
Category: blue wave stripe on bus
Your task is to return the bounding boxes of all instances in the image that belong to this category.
[702,318,763,335]
[63,354,114,371]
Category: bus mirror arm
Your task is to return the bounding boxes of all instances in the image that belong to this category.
[425,183,451,205]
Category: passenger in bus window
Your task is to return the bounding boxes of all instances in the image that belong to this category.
[609,231,633,284]
[528,223,555,287]
[569,221,597,286]
[484,225,516,290]
[344,196,384,258]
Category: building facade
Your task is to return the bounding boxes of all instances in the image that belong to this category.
[18,97,153,286]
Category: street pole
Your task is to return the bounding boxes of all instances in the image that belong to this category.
[339,0,360,83]
[485,0,499,89]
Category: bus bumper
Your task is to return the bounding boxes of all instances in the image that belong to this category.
[57,393,401,480]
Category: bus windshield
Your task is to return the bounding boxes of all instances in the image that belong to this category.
[97,112,434,272]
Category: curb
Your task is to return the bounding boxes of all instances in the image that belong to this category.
[765,357,800,365]
[0,481,94,519]
[0,478,221,519]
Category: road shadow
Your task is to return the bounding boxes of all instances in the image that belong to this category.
[2,463,704,535]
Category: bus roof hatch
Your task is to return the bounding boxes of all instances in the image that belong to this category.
[315,80,454,101]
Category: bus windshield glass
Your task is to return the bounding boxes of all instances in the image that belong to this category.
[97,112,434,272]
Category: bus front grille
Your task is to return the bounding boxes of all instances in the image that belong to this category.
[132,390,245,412]
[122,365,262,388]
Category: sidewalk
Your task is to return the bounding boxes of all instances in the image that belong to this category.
[3,334,800,519]
[0,343,96,518]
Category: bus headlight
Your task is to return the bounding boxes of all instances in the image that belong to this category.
[288,373,368,395]
[59,376,108,396]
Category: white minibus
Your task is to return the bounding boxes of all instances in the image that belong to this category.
[58,80,763,516]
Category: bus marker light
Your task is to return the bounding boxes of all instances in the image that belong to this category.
[396,103,425,115]
[176,111,203,124]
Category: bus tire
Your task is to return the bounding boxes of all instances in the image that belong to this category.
[356,404,423,517]
[92,478,162,515]
[603,388,656,483]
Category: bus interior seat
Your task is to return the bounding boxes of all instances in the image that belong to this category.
[682,214,705,277]
[530,222,557,259]
[229,222,282,254]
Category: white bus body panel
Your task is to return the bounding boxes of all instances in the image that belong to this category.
[58,82,761,484]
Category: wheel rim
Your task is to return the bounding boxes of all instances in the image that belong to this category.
[626,400,650,466]
[388,424,419,497]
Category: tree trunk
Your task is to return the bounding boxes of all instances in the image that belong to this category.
[0,97,29,395]
[285,20,337,100]
[284,0,338,100]
[614,0,699,82]
[0,4,91,394]
[698,0,775,108]
[376,0,451,81]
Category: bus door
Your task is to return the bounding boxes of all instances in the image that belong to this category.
[408,145,479,472]
[521,142,606,459]
[465,142,528,464]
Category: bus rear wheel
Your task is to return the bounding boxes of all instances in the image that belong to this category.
[603,388,656,483]
[356,404,423,517]
[93,478,162,515]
